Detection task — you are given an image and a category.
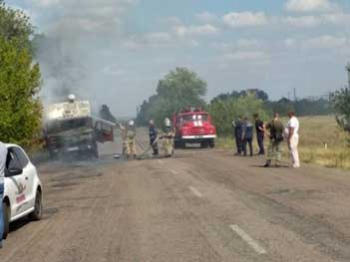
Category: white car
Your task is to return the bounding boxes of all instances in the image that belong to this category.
[2,144,43,239]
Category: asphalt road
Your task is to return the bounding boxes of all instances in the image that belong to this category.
[1,137,350,262]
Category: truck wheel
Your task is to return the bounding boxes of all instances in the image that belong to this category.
[174,141,182,149]
[91,141,99,159]
[29,190,43,221]
[209,139,215,148]
[2,202,10,239]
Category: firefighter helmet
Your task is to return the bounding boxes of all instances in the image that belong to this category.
[164,118,171,127]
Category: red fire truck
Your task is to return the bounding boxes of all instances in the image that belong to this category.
[173,108,217,148]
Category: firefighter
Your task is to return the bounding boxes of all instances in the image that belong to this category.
[161,118,174,157]
[149,120,159,156]
[119,121,137,159]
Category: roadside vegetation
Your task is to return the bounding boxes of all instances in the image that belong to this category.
[0,0,42,148]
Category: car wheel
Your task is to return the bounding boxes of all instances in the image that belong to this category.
[29,190,42,221]
[2,202,10,239]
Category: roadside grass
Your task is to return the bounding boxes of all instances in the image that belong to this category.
[217,116,350,170]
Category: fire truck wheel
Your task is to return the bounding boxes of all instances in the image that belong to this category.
[209,139,215,148]
[201,142,208,148]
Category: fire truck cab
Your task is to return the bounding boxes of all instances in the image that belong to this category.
[173,108,217,148]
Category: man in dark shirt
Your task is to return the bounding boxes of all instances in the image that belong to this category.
[149,120,159,156]
[254,114,265,155]
[233,117,243,155]
[242,117,254,157]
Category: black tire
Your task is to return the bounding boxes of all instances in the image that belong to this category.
[209,139,215,148]
[2,202,10,239]
[92,141,99,159]
[29,190,43,221]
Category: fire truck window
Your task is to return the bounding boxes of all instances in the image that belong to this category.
[183,114,208,122]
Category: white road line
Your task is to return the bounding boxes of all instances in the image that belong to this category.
[169,168,177,175]
[189,186,203,198]
[230,225,267,255]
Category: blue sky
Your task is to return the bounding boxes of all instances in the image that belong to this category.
[6,0,350,116]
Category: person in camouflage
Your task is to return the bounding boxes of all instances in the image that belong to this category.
[264,113,284,167]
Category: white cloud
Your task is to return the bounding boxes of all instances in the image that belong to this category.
[284,16,322,27]
[221,51,270,62]
[284,38,297,48]
[174,24,220,37]
[223,12,268,27]
[303,35,348,48]
[285,0,338,12]
[195,12,218,22]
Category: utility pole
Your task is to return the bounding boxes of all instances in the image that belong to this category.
[346,63,350,88]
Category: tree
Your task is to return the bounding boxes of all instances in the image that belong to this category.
[0,2,42,147]
[208,92,269,136]
[330,87,350,132]
[0,37,42,146]
[137,68,207,126]
[99,104,117,123]
[0,0,34,52]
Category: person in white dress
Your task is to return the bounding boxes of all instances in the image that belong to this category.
[286,112,300,168]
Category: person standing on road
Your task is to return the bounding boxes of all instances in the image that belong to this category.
[161,118,174,158]
[149,120,159,156]
[234,117,243,156]
[242,117,254,157]
[120,121,137,159]
[286,112,300,168]
[264,113,284,167]
[0,141,8,248]
[254,114,265,155]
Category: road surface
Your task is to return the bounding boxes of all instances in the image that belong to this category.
[1,137,350,262]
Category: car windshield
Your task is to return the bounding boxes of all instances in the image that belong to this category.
[46,117,91,134]
[182,114,209,122]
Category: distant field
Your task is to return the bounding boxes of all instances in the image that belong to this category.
[217,116,350,170]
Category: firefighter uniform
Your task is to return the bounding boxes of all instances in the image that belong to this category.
[162,118,174,157]
[120,121,136,158]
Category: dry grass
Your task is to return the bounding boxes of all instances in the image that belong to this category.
[296,116,350,169]
[217,116,350,170]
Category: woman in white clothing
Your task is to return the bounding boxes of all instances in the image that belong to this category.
[287,112,300,168]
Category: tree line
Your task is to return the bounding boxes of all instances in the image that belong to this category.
[137,67,349,136]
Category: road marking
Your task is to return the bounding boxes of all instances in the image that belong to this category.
[230,225,267,255]
[189,186,203,198]
[169,168,177,175]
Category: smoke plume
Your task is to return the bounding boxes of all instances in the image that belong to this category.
[35,0,136,110]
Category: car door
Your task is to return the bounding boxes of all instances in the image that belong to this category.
[12,147,36,211]
[6,148,27,218]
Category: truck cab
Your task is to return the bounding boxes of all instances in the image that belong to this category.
[173,108,217,148]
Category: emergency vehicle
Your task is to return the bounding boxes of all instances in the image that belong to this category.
[173,108,217,148]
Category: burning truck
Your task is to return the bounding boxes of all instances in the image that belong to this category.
[43,95,115,159]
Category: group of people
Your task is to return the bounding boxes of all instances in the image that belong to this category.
[233,111,300,168]
[119,118,175,159]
